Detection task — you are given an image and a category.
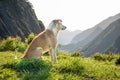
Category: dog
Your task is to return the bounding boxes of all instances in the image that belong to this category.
[23,19,66,62]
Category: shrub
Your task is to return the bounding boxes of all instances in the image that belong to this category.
[71,51,83,57]
[25,33,35,45]
[93,53,106,61]
[53,56,84,76]
[0,37,20,51]
[0,33,35,52]
[115,56,120,65]
[0,37,27,52]
[2,61,17,70]
[57,51,69,56]
[1,37,17,51]
[16,59,52,80]
[16,59,51,72]
[93,52,115,61]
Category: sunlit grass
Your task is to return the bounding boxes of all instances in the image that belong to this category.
[0,51,120,80]
[0,36,120,80]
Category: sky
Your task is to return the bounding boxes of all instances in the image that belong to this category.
[29,0,120,31]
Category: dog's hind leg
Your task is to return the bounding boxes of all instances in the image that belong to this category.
[36,47,43,59]
[29,47,43,59]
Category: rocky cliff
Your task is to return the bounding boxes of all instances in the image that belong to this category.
[0,0,45,40]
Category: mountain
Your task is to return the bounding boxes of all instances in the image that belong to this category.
[82,18,120,56]
[0,0,45,40]
[61,13,120,52]
[94,13,120,29]
[71,13,120,44]
[106,35,120,53]
[71,28,95,44]
[61,27,103,51]
[58,30,81,45]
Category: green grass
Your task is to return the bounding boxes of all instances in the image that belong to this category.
[0,51,120,80]
[0,36,120,80]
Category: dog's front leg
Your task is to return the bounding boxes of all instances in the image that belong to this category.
[49,48,54,61]
[49,48,57,62]
[53,49,57,62]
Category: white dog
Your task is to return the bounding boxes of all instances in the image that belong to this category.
[23,19,66,62]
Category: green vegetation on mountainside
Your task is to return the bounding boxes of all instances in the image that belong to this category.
[0,35,120,80]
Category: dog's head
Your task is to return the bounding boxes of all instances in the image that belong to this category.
[52,19,66,31]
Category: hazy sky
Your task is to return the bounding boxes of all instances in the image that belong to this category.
[29,0,120,31]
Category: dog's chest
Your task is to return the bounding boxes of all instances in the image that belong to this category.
[37,33,57,51]
[44,34,56,48]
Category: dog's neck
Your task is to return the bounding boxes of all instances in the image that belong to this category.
[47,22,59,37]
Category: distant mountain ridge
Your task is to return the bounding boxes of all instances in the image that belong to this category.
[71,13,120,44]
[61,13,120,56]
[0,0,45,40]
[71,28,95,44]
[58,30,81,45]
[61,26,103,51]
[94,13,120,29]
[83,18,120,56]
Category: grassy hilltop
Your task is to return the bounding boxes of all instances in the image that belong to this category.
[0,35,120,80]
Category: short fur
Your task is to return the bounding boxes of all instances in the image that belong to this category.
[23,19,66,62]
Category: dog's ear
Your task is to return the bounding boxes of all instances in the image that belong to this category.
[53,19,57,23]
[57,19,62,22]
[53,19,62,24]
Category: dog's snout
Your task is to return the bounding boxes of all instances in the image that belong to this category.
[64,26,67,29]
[62,26,67,30]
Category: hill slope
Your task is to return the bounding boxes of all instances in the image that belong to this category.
[61,13,120,53]
[106,35,120,53]
[0,51,120,80]
[83,18,120,56]
[71,13,120,44]
[71,28,95,44]
[61,27,103,52]
[0,0,45,40]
